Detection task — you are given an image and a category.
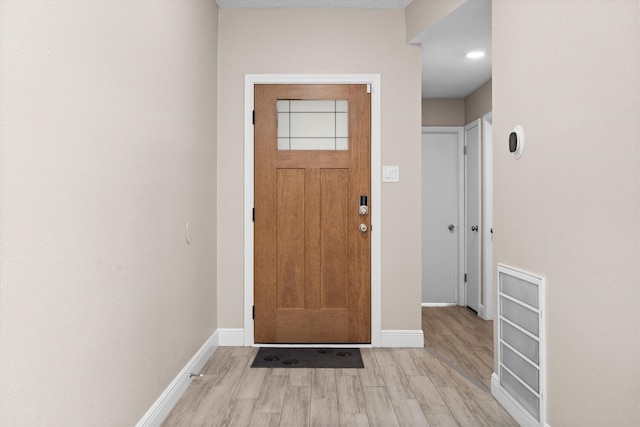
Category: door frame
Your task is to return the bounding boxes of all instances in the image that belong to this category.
[243,74,382,347]
[420,126,465,306]
[481,112,494,320]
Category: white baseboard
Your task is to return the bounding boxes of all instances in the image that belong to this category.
[380,329,424,347]
[421,302,457,307]
[218,328,245,346]
[219,327,423,348]
[478,304,486,319]
[491,373,542,427]
[136,330,219,427]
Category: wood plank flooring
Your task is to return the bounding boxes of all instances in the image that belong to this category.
[421,306,494,390]
[162,307,516,426]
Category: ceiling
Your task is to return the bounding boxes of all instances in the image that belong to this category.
[216,0,491,99]
[418,0,491,98]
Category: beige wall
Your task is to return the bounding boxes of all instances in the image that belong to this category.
[421,80,492,127]
[217,8,423,331]
[464,78,492,123]
[422,98,466,126]
[493,1,639,425]
[0,1,218,425]
[405,0,467,43]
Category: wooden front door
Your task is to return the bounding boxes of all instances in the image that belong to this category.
[254,84,371,343]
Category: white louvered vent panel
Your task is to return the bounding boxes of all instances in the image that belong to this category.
[501,366,540,421]
[497,264,545,426]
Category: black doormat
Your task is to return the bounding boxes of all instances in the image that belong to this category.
[251,347,364,369]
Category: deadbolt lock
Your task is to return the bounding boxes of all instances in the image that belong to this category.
[359,195,368,216]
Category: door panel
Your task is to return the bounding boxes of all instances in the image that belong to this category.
[320,169,349,309]
[254,84,371,343]
[422,128,463,304]
[276,168,305,308]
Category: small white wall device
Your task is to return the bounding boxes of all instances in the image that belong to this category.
[509,125,525,159]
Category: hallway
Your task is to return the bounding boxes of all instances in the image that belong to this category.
[162,308,513,426]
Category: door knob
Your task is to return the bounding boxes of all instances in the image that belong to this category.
[448,224,455,232]
[471,225,478,232]
[359,223,368,233]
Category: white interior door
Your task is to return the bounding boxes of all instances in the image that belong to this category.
[422,127,463,304]
[465,119,481,312]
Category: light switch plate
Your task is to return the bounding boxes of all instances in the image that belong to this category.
[382,165,400,183]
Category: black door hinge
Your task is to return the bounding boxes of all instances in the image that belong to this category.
[464,273,467,282]
[252,305,255,319]
[252,110,255,125]
[252,208,255,222]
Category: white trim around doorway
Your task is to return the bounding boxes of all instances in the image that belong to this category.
[243,74,382,347]
[481,112,494,320]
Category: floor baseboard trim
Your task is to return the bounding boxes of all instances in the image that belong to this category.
[491,373,542,427]
[380,329,424,347]
[421,303,457,307]
[477,304,486,319]
[227,328,422,348]
[218,328,245,346]
[136,330,219,427]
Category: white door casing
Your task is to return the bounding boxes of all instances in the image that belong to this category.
[243,74,381,347]
[481,112,494,320]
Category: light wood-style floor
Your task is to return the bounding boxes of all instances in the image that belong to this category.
[162,307,516,426]
[421,306,494,390]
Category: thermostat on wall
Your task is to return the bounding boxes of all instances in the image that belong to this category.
[509,125,525,159]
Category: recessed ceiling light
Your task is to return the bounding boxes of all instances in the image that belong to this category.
[466,51,485,59]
